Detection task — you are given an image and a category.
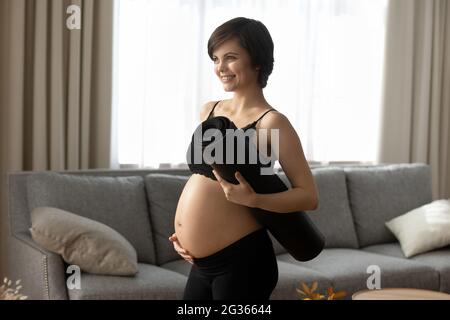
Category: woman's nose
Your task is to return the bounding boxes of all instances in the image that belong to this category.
[218,60,227,73]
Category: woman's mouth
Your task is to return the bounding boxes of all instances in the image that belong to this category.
[221,75,236,82]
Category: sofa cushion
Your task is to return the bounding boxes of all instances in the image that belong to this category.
[362,242,406,257]
[306,167,359,248]
[270,169,359,254]
[345,164,432,247]
[271,261,333,300]
[160,258,193,277]
[144,174,189,265]
[27,172,156,264]
[67,263,187,299]
[385,199,450,257]
[278,248,440,299]
[363,243,450,293]
[30,206,138,276]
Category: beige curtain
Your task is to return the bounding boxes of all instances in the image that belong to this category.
[0,0,114,277]
[0,0,9,284]
[378,0,450,200]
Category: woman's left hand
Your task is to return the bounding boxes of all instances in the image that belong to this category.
[212,170,257,207]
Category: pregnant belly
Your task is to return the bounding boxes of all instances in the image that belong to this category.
[174,174,262,258]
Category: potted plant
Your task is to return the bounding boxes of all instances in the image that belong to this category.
[297,281,346,300]
[0,278,28,300]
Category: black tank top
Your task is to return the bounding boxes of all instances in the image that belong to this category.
[187,100,277,180]
[206,100,276,131]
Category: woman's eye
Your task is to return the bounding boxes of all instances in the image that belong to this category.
[212,56,235,64]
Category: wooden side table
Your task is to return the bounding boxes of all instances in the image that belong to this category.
[352,288,450,300]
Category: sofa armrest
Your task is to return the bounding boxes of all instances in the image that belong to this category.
[7,231,68,300]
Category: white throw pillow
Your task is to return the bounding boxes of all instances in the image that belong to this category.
[30,206,138,276]
[385,199,450,258]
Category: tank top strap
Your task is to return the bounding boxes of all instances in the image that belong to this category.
[246,108,277,129]
[206,100,221,119]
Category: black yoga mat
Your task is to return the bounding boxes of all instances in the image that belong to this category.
[187,116,325,262]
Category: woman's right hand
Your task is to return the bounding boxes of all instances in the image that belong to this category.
[169,233,194,264]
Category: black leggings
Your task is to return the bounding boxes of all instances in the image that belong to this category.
[183,228,278,300]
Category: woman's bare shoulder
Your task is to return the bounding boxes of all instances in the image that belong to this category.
[258,108,290,129]
[199,100,220,122]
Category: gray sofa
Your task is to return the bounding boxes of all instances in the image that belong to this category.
[4,163,450,300]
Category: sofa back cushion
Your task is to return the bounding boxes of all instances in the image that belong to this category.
[27,172,156,264]
[144,173,189,265]
[268,168,359,254]
[344,163,432,247]
[307,167,359,248]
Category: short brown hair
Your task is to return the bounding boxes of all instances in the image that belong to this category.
[207,17,274,89]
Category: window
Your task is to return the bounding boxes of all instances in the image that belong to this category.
[112,0,389,169]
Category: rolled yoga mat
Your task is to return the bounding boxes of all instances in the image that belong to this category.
[186,116,325,262]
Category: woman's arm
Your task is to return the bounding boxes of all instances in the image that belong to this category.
[251,111,319,213]
[254,112,319,212]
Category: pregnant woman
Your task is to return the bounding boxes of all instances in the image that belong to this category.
[169,17,319,300]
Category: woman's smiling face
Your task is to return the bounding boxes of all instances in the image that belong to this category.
[212,37,259,92]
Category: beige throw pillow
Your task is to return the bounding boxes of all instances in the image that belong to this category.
[30,207,138,276]
[385,199,450,258]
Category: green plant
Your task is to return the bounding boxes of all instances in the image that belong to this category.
[297,281,346,300]
[0,277,28,300]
